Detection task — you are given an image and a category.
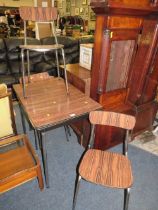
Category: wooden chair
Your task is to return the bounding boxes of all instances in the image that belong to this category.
[19,6,69,97]
[72,111,136,210]
[0,83,44,194]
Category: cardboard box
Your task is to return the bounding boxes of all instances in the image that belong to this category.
[79,43,93,70]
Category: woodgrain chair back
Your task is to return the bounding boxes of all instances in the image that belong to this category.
[0,84,17,139]
[19,6,58,41]
[89,111,136,130]
[19,7,57,21]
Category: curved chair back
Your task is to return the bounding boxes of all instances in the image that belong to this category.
[89,111,136,130]
[89,111,136,156]
[19,6,57,21]
[19,6,58,41]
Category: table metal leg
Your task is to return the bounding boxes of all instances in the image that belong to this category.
[40,130,49,188]
[61,48,69,94]
[19,104,27,134]
[33,129,38,150]
[21,48,26,98]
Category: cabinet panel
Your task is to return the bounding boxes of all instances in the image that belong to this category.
[98,29,138,94]
[107,16,142,29]
[106,40,135,91]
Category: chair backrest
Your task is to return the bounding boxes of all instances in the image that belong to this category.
[0,84,17,139]
[19,7,57,21]
[89,111,136,130]
[88,111,136,149]
[19,6,58,41]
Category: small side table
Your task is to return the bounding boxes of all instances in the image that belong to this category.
[60,63,92,147]
[60,63,91,96]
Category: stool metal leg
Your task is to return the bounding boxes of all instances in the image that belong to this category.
[72,175,82,210]
[21,48,26,98]
[26,49,31,82]
[55,49,60,77]
[61,48,69,94]
[124,188,130,210]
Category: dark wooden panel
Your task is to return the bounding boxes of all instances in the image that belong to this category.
[90,1,158,149]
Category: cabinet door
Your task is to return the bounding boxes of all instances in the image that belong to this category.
[96,16,141,109]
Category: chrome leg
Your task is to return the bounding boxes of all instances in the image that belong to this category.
[33,129,38,150]
[26,50,30,82]
[19,104,26,134]
[61,48,69,94]
[55,49,60,77]
[123,130,129,156]
[124,188,130,210]
[72,175,82,210]
[21,48,26,98]
[40,131,49,188]
[37,130,42,149]
[123,138,128,156]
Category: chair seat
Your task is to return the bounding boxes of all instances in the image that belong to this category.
[0,135,41,193]
[19,44,64,52]
[79,149,133,189]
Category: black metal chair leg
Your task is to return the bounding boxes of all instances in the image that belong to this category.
[72,175,82,210]
[33,129,38,150]
[64,125,71,141]
[124,188,130,210]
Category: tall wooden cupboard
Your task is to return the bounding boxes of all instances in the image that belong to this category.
[90,0,158,149]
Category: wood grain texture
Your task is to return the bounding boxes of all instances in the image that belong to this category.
[0,135,44,193]
[89,1,158,149]
[79,149,133,189]
[60,64,91,96]
[89,111,136,130]
[90,0,158,16]
[60,64,92,148]
[13,77,102,129]
[19,6,57,21]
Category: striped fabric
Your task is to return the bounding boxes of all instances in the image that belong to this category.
[19,6,57,21]
[89,111,136,130]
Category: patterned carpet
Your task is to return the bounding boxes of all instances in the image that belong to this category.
[130,130,158,156]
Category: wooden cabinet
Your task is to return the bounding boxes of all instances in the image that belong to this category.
[62,64,91,96]
[60,64,91,147]
[90,0,158,149]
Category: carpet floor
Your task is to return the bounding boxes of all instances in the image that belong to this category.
[0,104,158,210]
